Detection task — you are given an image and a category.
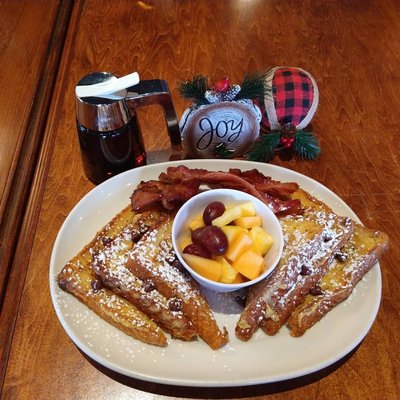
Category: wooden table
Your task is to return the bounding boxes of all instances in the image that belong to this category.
[0,0,72,311]
[1,1,399,399]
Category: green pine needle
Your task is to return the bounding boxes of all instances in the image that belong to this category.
[247,132,280,162]
[294,130,321,159]
[179,72,268,104]
[214,143,235,158]
[179,75,210,105]
[234,72,268,102]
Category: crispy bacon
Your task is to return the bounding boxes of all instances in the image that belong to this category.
[131,179,200,211]
[130,165,302,215]
[228,169,299,199]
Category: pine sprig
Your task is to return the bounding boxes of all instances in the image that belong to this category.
[179,75,210,105]
[247,129,320,162]
[214,143,235,158]
[234,72,268,102]
[179,73,267,105]
[294,130,321,159]
[247,131,280,162]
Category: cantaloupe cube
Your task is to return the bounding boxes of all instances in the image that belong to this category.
[232,273,247,283]
[249,226,274,256]
[189,214,205,230]
[182,253,222,281]
[232,249,264,280]
[225,231,253,262]
[214,256,238,283]
[234,215,262,229]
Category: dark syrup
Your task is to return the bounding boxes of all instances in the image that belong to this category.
[77,114,146,184]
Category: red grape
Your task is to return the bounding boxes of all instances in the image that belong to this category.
[203,201,225,225]
[191,226,228,255]
[183,243,211,259]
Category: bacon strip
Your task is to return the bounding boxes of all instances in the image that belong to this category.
[228,169,299,199]
[130,165,301,215]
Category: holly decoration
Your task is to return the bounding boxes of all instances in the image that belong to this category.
[247,123,320,162]
[179,69,321,161]
[179,73,267,106]
[178,75,209,105]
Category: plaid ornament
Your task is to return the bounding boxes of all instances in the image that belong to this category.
[247,67,321,162]
[263,67,319,130]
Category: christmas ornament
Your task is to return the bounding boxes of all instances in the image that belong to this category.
[179,74,266,159]
[248,67,321,161]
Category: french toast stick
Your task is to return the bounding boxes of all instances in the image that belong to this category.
[235,212,326,340]
[287,224,389,336]
[235,189,354,340]
[126,213,229,350]
[91,212,197,341]
[58,259,167,346]
[259,190,354,335]
[57,206,167,347]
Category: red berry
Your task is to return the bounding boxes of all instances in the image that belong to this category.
[214,77,230,92]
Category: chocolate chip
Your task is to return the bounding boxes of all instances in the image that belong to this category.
[101,236,112,246]
[323,233,333,242]
[171,258,185,272]
[310,286,324,296]
[91,279,104,292]
[235,295,247,307]
[143,280,156,292]
[58,279,67,290]
[171,258,180,268]
[335,252,348,263]
[168,298,183,312]
[130,231,142,243]
[301,265,312,275]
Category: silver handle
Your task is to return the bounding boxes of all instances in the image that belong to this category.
[125,80,182,149]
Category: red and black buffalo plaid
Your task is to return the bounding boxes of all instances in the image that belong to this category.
[272,67,314,127]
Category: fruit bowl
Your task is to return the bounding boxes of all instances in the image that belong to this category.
[172,189,284,292]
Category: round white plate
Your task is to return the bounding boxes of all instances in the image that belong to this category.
[50,160,381,387]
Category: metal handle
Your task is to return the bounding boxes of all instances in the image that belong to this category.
[125,79,182,149]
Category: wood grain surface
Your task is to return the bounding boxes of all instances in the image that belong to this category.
[1,0,399,399]
[0,0,72,353]
[0,0,58,303]
[0,0,60,224]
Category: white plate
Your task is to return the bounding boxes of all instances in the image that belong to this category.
[50,160,381,387]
